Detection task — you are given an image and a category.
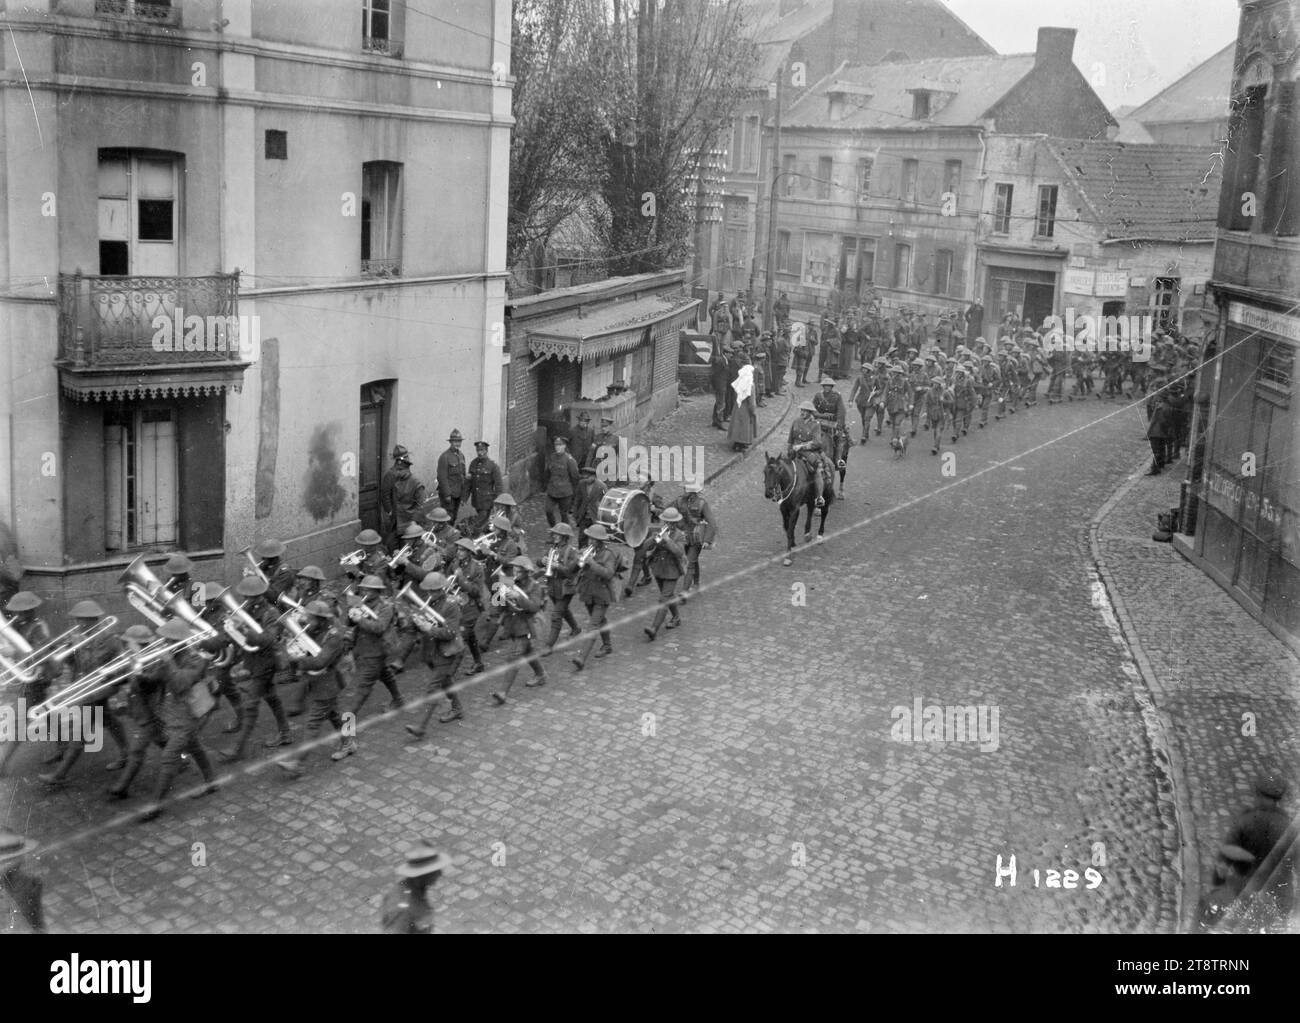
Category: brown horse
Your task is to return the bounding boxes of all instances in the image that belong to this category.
[763,453,834,564]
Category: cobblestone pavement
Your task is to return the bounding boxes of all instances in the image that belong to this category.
[1095,454,1300,927]
[4,383,1196,933]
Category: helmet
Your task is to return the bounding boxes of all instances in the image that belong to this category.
[355,529,382,546]
[400,521,425,539]
[70,600,105,619]
[304,600,334,619]
[419,572,452,592]
[297,565,326,582]
[494,493,517,507]
[164,554,194,576]
[490,514,512,532]
[359,575,387,591]
[510,555,536,572]
[549,523,575,537]
[235,576,268,598]
[799,401,817,413]
[583,525,610,542]
[427,507,452,523]
[659,507,683,523]
[253,540,286,560]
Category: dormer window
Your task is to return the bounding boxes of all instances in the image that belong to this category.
[912,90,932,120]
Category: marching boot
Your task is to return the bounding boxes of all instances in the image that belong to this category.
[39,745,83,787]
[813,471,825,508]
[330,738,358,761]
[405,703,438,739]
[263,729,293,750]
[438,693,465,721]
[107,752,147,799]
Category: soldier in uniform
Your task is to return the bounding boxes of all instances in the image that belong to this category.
[381,842,449,934]
[345,529,390,589]
[951,365,976,442]
[0,518,22,610]
[488,493,528,554]
[436,429,468,525]
[490,556,548,703]
[37,600,129,787]
[390,520,434,588]
[467,441,505,533]
[573,466,606,538]
[672,481,717,599]
[217,576,291,763]
[379,444,410,547]
[570,525,619,671]
[543,434,581,528]
[341,574,402,734]
[403,572,466,734]
[848,361,876,444]
[0,830,45,932]
[391,453,431,535]
[788,402,833,507]
[907,359,929,436]
[540,523,581,655]
[163,553,196,604]
[566,414,595,471]
[883,365,912,452]
[1,592,52,774]
[451,538,489,675]
[642,508,687,641]
[106,623,170,801]
[137,620,220,823]
[196,582,243,733]
[276,601,351,777]
[978,353,1001,428]
[253,539,296,602]
[476,514,524,654]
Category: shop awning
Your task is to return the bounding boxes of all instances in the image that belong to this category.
[527,295,700,363]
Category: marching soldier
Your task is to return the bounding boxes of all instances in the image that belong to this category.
[477,514,524,654]
[381,842,449,934]
[197,582,243,733]
[0,830,45,932]
[490,556,548,703]
[217,576,291,763]
[642,508,687,641]
[342,574,403,733]
[573,466,606,537]
[673,481,717,598]
[467,441,505,534]
[403,572,466,734]
[978,353,1001,428]
[451,538,489,675]
[37,600,129,787]
[570,525,619,671]
[788,403,833,507]
[136,620,220,823]
[0,593,54,775]
[883,365,912,453]
[436,429,468,524]
[277,600,351,777]
[389,520,434,589]
[253,539,296,601]
[927,375,953,457]
[106,623,169,801]
[951,365,976,442]
[907,359,929,437]
[488,493,528,554]
[540,523,581,656]
[345,529,389,588]
[163,553,196,603]
[849,361,875,444]
[543,434,581,528]
[379,444,410,547]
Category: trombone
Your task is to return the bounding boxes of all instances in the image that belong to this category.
[395,582,445,632]
[28,631,207,725]
[1,615,69,686]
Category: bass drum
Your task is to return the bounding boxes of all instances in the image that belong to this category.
[596,487,651,548]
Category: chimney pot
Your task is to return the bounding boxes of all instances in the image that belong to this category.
[1035,27,1077,67]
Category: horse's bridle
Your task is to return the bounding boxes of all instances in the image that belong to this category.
[767,456,797,504]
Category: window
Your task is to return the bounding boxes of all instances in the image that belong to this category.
[362,0,402,57]
[943,160,962,208]
[361,161,403,276]
[993,183,1014,233]
[1221,85,1267,231]
[104,406,178,550]
[912,91,931,120]
[902,159,919,202]
[1151,277,1180,330]
[1035,185,1059,237]
[857,158,873,202]
[776,230,792,274]
[1266,82,1299,236]
[894,243,912,289]
[817,157,833,200]
[934,250,953,295]
[98,151,180,276]
[741,116,759,172]
[782,154,797,196]
[265,130,288,160]
[94,0,176,24]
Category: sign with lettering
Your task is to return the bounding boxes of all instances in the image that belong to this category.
[1229,302,1300,344]
[1064,268,1094,295]
[1095,271,1129,297]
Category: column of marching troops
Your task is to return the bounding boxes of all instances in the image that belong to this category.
[708,291,1201,474]
[0,428,720,837]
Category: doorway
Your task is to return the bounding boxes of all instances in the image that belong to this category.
[358,380,393,534]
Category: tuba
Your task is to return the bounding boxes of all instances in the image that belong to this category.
[117,556,219,639]
[240,546,269,584]
[395,582,445,633]
[282,613,322,659]
[216,587,265,652]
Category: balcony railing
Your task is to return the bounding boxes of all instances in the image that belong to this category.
[58,272,243,369]
[363,35,403,58]
[93,0,180,26]
[361,258,402,278]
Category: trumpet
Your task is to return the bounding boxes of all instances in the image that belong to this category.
[470,531,499,555]
[386,543,414,570]
[544,545,558,578]
[217,587,265,652]
[240,545,269,584]
[28,632,207,724]
[342,588,380,621]
[576,543,596,569]
[647,525,671,546]
[396,583,445,633]
[282,613,322,659]
[339,548,366,569]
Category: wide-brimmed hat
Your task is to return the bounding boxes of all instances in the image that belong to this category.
[70,600,105,619]
[448,430,463,442]
[583,524,610,542]
[164,554,194,576]
[5,592,41,612]
[355,529,382,546]
[396,843,452,878]
[254,540,286,560]
[235,576,268,598]
[659,507,683,523]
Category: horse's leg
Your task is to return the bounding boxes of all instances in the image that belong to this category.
[782,502,796,552]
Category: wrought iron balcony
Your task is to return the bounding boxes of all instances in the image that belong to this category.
[93,0,180,26]
[57,272,243,369]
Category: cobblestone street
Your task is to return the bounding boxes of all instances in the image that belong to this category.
[8,381,1253,933]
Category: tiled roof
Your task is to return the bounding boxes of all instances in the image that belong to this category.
[784,53,1037,129]
[755,0,831,43]
[1131,42,1234,125]
[1044,138,1223,242]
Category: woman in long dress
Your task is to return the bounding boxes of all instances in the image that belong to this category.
[727,362,758,451]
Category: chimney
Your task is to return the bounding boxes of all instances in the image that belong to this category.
[1035,27,1077,68]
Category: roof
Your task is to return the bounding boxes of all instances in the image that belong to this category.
[1112,116,1156,144]
[784,53,1037,130]
[528,294,700,363]
[1131,42,1234,125]
[755,0,831,43]
[1043,138,1223,243]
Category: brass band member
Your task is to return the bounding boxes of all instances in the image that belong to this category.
[1,592,53,775]
[276,601,351,779]
[197,582,242,734]
[672,481,718,599]
[163,553,196,604]
[217,576,291,763]
[489,556,547,704]
[424,507,462,569]
[37,601,128,788]
[477,514,523,653]
[452,538,489,675]
[280,566,329,717]
[642,508,688,641]
[343,574,403,732]
[137,620,220,823]
[346,530,389,588]
[106,623,170,801]
[254,539,296,602]
[404,571,466,735]
[570,525,619,672]
[540,523,581,656]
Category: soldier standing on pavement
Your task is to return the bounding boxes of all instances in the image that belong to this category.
[710,335,730,430]
[436,429,468,525]
[467,441,504,534]
[490,556,548,704]
[381,842,449,934]
[0,830,45,932]
[570,525,619,672]
[642,507,688,641]
[573,466,606,537]
[540,523,581,656]
[277,601,351,777]
[392,454,431,535]
[404,572,467,734]
[378,445,410,547]
[543,434,581,528]
[568,413,595,470]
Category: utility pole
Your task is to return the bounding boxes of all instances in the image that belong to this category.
[762,66,784,334]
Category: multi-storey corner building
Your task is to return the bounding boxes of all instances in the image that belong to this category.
[1178,0,1300,649]
[0,0,511,614]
